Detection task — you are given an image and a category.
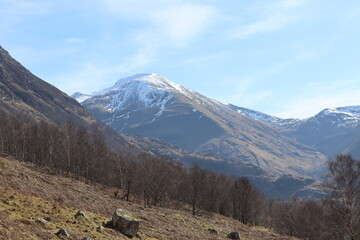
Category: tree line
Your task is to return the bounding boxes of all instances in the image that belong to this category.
[0,111,265,223]
[1,110,359,239]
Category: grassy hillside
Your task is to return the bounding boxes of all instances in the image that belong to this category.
[0,156,299,240]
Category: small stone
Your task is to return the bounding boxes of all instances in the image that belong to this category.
[36,218,48,224]
[97,225,104,231]
[208,228,219,235]
[227,231,241,240]
[75,210,88,219]
[55,228,70,237]
[81,237,92,240]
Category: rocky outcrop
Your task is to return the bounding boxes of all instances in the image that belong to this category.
[112,209,140,237]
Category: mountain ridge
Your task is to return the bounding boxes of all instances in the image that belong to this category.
[219,103,360,158]
[74,73,327,178]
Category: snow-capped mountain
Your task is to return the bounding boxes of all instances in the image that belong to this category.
[73,73,326,178]
[73,74,226,135]
[228,105,360,157]
[229,104,360,129]
[276,106,360,157]
[317,106,360,127]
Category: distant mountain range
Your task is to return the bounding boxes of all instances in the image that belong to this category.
[231,104,360,158]
[73,73,326,179]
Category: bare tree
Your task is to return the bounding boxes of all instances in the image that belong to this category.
[189,164,207,215]
[324,154,360,240]
[230,177,264,225]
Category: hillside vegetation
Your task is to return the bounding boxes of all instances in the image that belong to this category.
[0,156,298,240]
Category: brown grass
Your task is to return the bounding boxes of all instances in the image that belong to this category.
[0,157,300,240]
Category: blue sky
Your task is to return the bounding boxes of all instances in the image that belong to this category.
[1,0,360,118]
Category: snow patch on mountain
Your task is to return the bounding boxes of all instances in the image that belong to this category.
[228,105,283,123]
[72,92,95,103]
[332,106,360,118]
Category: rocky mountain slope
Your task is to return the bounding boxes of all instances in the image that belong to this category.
[236,105,360,158]
[74,73,326,178]
[0,156,300,240]
[0,46,127,148]
[0,46,94,125]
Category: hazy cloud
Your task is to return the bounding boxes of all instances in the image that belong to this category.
[102,0,215,46]
[218,78,272,106]
[48,46,156,94]
[276,80,360,118]
[231,0,307,39]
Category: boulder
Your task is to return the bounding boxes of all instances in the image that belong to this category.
[55,228,70,237]
[227,231,241,240]
[208,228,219,235]
[112,209,140,237]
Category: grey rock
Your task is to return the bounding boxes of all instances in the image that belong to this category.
[112,208,140,237]
[75,210,88,219]
[208,228,219,235]
[55,228,70,237]
[227,231,241,240]
[36,217,49,224]
[81,238,92,240]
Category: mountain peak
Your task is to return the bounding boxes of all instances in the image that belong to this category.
[109,73,189,95]
[113,73,153,86]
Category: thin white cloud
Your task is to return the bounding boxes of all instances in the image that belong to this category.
[0,0,50,16]
[218,78,272,106]
[152,4,214,45]
[231,0,307,39]
[8,46,80,66]
[276,80,360,118]
[0,0,50,37]
[268,37,339,75]
[102,0,215,46]
[172,52,226,67]
[48,46,156,94]
[232,13,297,39]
